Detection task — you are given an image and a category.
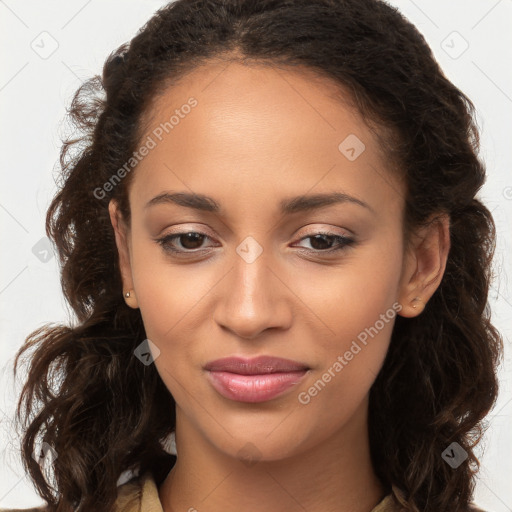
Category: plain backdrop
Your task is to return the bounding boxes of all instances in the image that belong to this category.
[1,0,511,510]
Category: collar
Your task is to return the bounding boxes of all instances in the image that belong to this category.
[114,472,399,512]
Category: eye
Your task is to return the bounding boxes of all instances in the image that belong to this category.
[293,232,355,253]
[155,230,355,257]
[156,231,215,255]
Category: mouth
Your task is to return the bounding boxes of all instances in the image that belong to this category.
[204,355,310,403]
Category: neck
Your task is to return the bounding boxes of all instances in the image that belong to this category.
[158,399,386,512]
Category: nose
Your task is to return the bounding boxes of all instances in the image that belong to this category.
[212,250,293,340]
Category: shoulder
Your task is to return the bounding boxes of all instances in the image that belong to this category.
[0,508,48,512]
[468,504,488,512]
[373,493,491,512]
[113,473,146,511]
[0,474,149,512]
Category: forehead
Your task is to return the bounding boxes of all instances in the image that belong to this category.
[130,60,404,220]
[141,59,370,153]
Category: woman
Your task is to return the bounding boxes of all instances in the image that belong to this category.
[6,0,502,511]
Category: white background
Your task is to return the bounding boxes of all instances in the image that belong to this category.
[1,0,511,510]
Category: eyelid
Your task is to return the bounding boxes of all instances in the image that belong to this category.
[293,225,353,240]
[156,224,216,240]
[157,224,351,243]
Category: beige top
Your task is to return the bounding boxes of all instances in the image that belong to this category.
[113,472,401,512]
[0,472,488,511]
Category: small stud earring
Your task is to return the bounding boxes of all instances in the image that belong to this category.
[411,296,424,309]
[123,289,138,308]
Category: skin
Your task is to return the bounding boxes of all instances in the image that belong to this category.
[109,60,450,512]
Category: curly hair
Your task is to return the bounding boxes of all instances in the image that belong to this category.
[11,0,503,511]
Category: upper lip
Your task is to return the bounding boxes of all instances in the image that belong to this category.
[204,355,309,375]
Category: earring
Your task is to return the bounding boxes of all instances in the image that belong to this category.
[411,296,424,310]
[123,289,138,308]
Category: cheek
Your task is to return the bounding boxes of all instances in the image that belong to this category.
[294,233,402,411]
[294,228,403,353]
[295,302,396,440]
[127,240,216,403]
[129,233,215,342]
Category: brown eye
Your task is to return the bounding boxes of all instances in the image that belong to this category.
[156,231,213,254]
[176,232,207,250]
[294,232,355,253]
[308,234,337,250]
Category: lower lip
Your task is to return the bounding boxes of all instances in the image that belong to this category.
[206,370,308,403]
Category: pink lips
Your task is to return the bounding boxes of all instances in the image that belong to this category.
[204,355,309,403]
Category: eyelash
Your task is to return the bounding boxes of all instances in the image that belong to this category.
[155,230,355,257]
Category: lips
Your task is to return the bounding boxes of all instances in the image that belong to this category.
[203,355,309,374]
[204,355,310,403]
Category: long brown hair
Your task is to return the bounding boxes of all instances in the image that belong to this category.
[12,1,503,511]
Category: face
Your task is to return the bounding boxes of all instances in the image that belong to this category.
[109,60,446,463]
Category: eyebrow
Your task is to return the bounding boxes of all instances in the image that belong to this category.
[144,191,374,215]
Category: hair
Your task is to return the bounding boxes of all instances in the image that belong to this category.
[11,0,503,511]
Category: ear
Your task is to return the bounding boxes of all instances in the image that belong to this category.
[108,199,139,309]
[397,213,450,318]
